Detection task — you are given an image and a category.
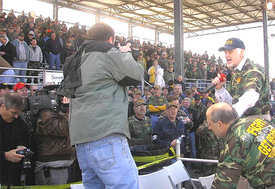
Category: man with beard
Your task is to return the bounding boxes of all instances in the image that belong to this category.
[128,98,152,146]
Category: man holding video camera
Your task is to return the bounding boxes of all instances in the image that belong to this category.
[0,93,30,186]
[67,22,143,189]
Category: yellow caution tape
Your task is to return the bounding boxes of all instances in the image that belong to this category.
[1,181,82,189]
[136,147,179,170]
[133,152,169,162]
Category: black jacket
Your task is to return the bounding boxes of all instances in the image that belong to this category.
[0,42,16,66]
[45,38,61,55]
[0,115,30,185]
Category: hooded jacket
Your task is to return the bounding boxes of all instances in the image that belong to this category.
[69,40,143,145]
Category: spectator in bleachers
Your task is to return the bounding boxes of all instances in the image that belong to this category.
[174,75,186,92]
[196,101,224,176]
[164,64,176,85]
[24,21,35,40]
[45,31,61,70]
[13,82,29,98]
[27,37,42,83]
[137,51,146,76]
[192,94,207,160]
[148,59,158,86]
[0,56,15,84]
[0,83,11,97]
[6,25,17,42]
[217,56,223,64]
[0,15,6,29]
[14,25,21,36]
[207,65,217,80]
[0,27,8,40]
[128,89,142,118]
[147,85,167,128]
[181,97,198,168]
[153,102,187,157]
[0,34,16,66]
[146,53,155,71]
[186,64,198,84]
[128,98,152,146]
[154,62,165,89]
[25,30,35,45]
[29,85,39,97]
[12,32,29,83]
[201,91,215,106]
[161,86,169,98]
[159,51,169,70]
[62,39,75,62]
[198,62,207,91]
[169,84,185,103]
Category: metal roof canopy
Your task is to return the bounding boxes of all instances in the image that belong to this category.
[38,0,275,36]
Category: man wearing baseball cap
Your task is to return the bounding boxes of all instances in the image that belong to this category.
[212,38,270,189]
[212,38,270,120]
[147,84,167,128]
[128,98,152,146]
[13,82,30,98]
[152,102,187,157]
[0,83,11,97]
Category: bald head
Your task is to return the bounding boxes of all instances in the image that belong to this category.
[207,102,238,124]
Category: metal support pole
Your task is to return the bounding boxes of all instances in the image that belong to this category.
[95,13,100,23]
[53,0,58,19]
[174,0,184,77]
[262,0,270,91]
[128,22,133,39]
[175,140,181,189]
[155,29,159,45]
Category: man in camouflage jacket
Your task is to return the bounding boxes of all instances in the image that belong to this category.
[212,38,270,119]
[128,98,152,146]
[206,102,275,189]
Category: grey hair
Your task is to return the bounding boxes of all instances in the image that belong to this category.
[174,84,182,89]
[211,105,238,124]
[0,34,8,40]
[0,93,23,110]
[183,97,191,103]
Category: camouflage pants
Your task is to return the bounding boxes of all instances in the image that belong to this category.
[202,163,217,176]
[27,61,41,83]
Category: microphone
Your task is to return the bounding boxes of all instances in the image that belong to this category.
[203,73,226,93]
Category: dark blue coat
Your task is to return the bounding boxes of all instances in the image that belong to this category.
[152,116,187,154]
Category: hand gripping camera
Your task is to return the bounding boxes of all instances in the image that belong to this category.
[16,148,34,169]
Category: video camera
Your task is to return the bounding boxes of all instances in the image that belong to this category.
[22,85,60,115]
[16,148,34,169]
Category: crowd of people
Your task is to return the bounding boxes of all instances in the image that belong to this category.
[1,9,275,189]
[0,9,233,88]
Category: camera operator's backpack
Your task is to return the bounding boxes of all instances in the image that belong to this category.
[57,44,87,98]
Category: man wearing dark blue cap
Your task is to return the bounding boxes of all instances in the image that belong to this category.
[212,38,271,189]
[212,37,270,120]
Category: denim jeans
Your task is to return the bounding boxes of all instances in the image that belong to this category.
[76,134,139,189]
[189,132,197,158]
[13,60,27,83]
[48,53,61,70]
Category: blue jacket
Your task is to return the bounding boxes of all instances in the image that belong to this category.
[153,116,187,154]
